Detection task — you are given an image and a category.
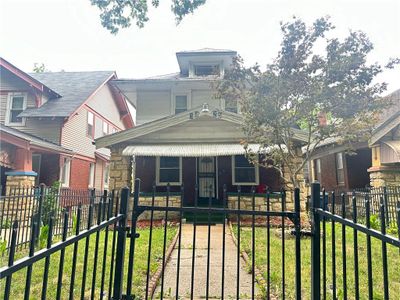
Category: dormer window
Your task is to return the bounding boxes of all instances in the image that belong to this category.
[194,64,220,77]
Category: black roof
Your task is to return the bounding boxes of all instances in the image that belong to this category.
[19,71,114,118]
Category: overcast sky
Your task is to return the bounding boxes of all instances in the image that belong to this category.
[1,0,399,95]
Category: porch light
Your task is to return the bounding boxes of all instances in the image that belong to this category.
[201,103,210,114]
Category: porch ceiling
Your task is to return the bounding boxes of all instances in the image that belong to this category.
[122,143,265,157]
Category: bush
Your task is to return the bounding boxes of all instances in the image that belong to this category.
[41,181,61,226]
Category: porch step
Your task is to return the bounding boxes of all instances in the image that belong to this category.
[184,211,225,224]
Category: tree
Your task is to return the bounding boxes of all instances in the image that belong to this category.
[216,16,398,188]
[33,63,49,73]
[90,0,207,34]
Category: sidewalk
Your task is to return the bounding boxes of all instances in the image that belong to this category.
[154,223,258,299]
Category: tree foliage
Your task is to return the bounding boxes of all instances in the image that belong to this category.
[33,63,49,73]
[90,0,207,34]
[216,16,398,187]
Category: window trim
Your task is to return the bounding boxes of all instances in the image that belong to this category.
[5,92,27,126]
[60,158,71,188]
[189,61,223,78]
[336,152,345,185]
[231,155,259,186]
[87,111,95,139]
[102,121,108,136]
[88,162,95,188]
[174,95,188,114]
[156,156,182,186]
[313,158,322,182]
[224,98,240,114]
[103,163,110,189]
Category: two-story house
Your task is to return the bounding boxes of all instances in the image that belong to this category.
[96,49,308,207]
[0,57,134,194]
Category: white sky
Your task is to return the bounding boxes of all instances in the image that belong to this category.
[1,0,399,95]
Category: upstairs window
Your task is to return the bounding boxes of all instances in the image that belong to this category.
[194,65,220,77]
[175,95,187,114]
[232,155,259,185]
[6,93,26,125]
[87,111,94,139]
[102,121,108,136]
[157,157,182,185]
[336,152,345,185]
[225,99,238,113]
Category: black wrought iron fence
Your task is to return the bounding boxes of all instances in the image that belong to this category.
[0,188,121,300]
[0,185,106,252]
[311,183,400,300]
[1,180,399,299]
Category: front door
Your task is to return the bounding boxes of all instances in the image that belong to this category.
[197,157,216,199]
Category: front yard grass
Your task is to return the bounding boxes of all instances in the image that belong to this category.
[0,225,177,299]
[233,223,400,300]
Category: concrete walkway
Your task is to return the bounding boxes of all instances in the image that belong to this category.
[154,223,258,299]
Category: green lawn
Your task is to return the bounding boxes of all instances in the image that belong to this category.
[0,225,177,300]
[233,223,400,300]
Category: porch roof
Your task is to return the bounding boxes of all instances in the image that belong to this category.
[122,143,267,157]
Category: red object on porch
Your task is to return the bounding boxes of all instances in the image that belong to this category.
[256,184,266,194]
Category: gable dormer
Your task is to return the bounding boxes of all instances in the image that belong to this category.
[176,48,237,78]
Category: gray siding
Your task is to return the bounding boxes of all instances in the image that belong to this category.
[191,90,220,108]
[62,107,95,157]
[134,117,244,144]
[86,84,125,130]
[136,90,171,125]
[20,118,62,144]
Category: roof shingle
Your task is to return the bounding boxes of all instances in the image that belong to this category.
[19,71,114,118]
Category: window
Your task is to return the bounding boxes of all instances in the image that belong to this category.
[88,163,95,188]
[157,157,181,185]
[6,93,26,125]
[87,111,94,139]
[232,155,259,185]
[336,153,345,185]
[102,121,108,136]
[175,95,187,114]
[225,99,238,113]
[60,158,71,187]
[104,163,110,188]
[194,65,220,77]
[313,159,321,182]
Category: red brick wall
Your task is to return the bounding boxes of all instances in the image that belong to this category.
[69,158,91,189]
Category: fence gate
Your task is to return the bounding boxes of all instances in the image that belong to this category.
[112,178,302,300]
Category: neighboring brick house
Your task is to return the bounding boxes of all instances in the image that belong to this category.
[308,88,400,191]
[0,57,134,193]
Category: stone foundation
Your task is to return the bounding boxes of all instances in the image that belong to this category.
[137,195,181,220]
[369,166,400,188]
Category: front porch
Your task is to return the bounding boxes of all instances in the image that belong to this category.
[98,105,308,218]
[135,155,284,206]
